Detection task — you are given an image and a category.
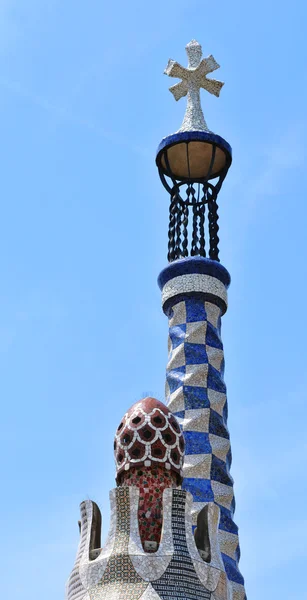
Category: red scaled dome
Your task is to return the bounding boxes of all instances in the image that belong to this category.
[114,397,185,484]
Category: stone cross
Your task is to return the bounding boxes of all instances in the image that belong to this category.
[164,40,224,133]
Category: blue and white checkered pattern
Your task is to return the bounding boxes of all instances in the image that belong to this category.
[159,259,246,600]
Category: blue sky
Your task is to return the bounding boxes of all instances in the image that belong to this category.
[0,1,306,598]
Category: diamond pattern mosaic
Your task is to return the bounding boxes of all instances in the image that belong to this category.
[161,259,247,600]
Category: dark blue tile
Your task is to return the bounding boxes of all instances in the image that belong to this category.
[209,409,229,439]
[182,477,214,502]
[169,324,186,349]
[206,322,223,349]
[184,431,212,455]
[183,386,210,409]
[173,410,185,420]
[222,553,245,585]
[207,364,226,393]
[218,506,238,533]
[211,455,233,486]
[184,342,208,365]
[185,297,207,322]
[167,366,186,393]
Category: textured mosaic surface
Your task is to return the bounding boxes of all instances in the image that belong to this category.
[66,501,91,600]
[85,488,148,600]
[115,397,185,483]
[164,40,224,133]
[66,486,230,600]
[151,490,211,600]
[129,486,174,581]
[122,466,177,549]
[159,257,246,600]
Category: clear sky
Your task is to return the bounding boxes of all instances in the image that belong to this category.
[0,1,306,598]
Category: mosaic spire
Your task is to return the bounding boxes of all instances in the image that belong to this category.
[157,40,247,600]
[65,39,247,600]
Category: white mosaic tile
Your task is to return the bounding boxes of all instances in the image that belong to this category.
[207,389,227,416]
[191,501,209,526]
[185,363,208,387]
[184,493,221,592]
[169,300,186,327]
[205,302,221,329]
[206,345,224,372]
[186,495,225,579]
[212,571,230,600]
[231,581,246,600]
[194,559,221,593]
[206,503,225,573]
[180,408,210,432]
[183,453,212,479]
[165,379,170,402]
[219,530,239,560]
[139,584,162,599]
[167,342,186,369]
[162,274,227,311]
[168,387,185,413]
[209,433,230,462]
[212,481,234,510]
[80,493,117,588]
[185,320,207,344]
[131,555,171,583]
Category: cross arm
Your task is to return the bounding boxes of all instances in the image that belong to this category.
[198,54,221,75]
[201,78,224,97]
[164,59,188,80]
[169,80,189,101]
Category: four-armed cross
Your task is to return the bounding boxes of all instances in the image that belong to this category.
[164,39,224,133]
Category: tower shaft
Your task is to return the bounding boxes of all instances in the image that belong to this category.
[159,257,246,600]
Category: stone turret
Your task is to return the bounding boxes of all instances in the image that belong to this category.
[66,398,230,600]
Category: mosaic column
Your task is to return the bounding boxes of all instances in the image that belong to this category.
[158,256,246,600]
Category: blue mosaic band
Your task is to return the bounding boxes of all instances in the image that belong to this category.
[158,257,247,600]
[156,131,232,171]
